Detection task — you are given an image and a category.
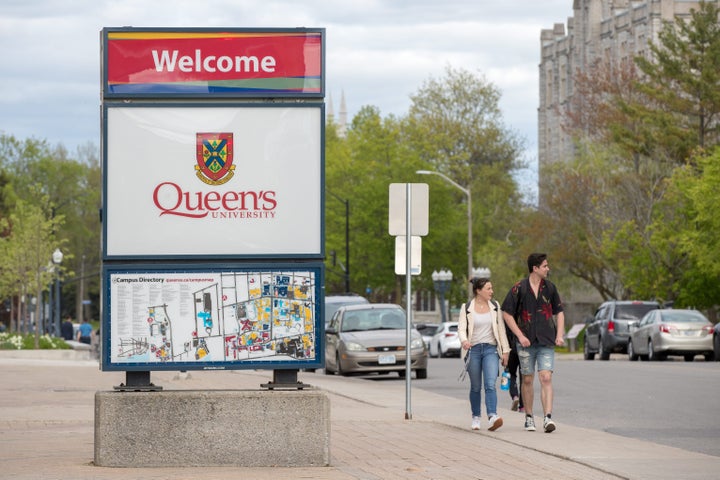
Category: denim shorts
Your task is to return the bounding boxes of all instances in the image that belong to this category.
[517,344,555,375]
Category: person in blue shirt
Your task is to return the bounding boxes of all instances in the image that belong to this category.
[77,319,93,344]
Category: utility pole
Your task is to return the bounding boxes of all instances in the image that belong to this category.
[77,255,85,323]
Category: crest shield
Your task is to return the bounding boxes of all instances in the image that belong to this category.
[195,133,235,185]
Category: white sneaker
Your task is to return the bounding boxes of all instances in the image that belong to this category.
[543,415,556,433]
[488,414,503,431]
[471,416,481,430]
[524,415,536,431]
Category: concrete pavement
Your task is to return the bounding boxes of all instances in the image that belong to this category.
[1,350,718,480]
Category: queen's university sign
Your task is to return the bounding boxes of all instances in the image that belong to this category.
[101,28,326,372]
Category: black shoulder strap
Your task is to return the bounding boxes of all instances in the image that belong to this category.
[465,300,471,338]
[515,279,527,317]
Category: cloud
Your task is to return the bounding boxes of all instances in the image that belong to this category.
[0,0,573,200]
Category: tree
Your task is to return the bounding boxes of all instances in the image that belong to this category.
[0,196,65,345]
[633,0,720,159]
[671,148,720,308]
[541,2,720,305]
[0,134,100,321]
[324,106,425,302]
[401,66,526,301]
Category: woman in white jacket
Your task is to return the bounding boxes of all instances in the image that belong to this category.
[459,277,511,431]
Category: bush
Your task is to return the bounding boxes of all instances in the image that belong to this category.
[0,332,71,350]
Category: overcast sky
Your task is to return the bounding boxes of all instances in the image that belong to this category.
[0,0,574,197]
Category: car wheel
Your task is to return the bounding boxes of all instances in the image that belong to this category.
[583,338,595,360]
[647,340,656,361]
[416,368,427,379]
[599,337,610,361]
[627,340,638,361]
[714,335,720,361]
[648,339,665,361]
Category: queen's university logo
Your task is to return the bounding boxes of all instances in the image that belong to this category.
[195,133,235,185]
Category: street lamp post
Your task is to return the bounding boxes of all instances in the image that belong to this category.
[417,170,472,297]
[432,269,453,323]
[471,267,491,280]
[52,248,63,337]
[327,190,350,293]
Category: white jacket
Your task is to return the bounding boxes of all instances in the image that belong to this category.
[458,298,511,361]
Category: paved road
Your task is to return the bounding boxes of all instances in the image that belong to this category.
[411,355,720,457]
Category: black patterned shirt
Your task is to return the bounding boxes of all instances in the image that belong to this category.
[501,277,563,347]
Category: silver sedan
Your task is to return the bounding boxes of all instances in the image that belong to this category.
[628,309,714,362]
[324,303,428,378]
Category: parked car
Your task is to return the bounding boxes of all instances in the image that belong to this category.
[584,300,660,360]
[428,322,461,358]
[628,309,714,362]
[324,303,428,378]
[414,323,441,349]
[324,294,369,328]
[714,323,720,362]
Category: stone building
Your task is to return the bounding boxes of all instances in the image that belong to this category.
[538,0,703,202]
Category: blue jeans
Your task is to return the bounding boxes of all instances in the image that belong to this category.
[467,343,500,418]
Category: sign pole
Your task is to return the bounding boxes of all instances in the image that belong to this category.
[405,183,413,419]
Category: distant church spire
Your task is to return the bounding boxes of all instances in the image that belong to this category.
[326,90,347,138]
[338,90,347,138]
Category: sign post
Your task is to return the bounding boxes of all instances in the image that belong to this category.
[388,183,428,419]
[101,27,326,382]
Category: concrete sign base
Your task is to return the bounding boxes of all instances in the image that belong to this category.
[94,389,330,467]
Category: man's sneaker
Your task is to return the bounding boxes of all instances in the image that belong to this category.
[511,397,519,411]
[471,416,481,430]
[524,415,536,431]
[488,415,503,431]
[543,416,556,433]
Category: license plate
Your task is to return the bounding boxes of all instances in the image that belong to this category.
[378,354,396,365]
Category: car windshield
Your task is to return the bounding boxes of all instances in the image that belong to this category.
[416,325,440,336]
[660,311,707,323]
[342,309,406,332]
[615,304,657,320]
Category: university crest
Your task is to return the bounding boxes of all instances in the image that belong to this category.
[195,133,235,185]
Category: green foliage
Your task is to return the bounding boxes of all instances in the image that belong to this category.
[324,68,526,305]
[0,332,71,350]
[633,0,720,159]
[539,3,720,307]
[0,134,101,325]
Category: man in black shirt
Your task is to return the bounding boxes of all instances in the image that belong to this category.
[502,253,564,433]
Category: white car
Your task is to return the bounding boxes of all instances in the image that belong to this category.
[429,322,461,358]
[414,323,441,349]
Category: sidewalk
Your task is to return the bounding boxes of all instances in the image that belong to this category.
[1,352,718,480]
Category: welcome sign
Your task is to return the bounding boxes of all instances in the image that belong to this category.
[101,27,325,371]
[103,28,324,97]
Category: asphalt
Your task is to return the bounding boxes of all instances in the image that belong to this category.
[1,350,719,480]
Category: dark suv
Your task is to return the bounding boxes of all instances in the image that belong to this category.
[584,300,660,360]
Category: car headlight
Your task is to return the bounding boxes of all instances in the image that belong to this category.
[344,341,366,352]
[411,338,425,350]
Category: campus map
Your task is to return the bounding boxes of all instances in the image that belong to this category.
[109,270,316,365]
